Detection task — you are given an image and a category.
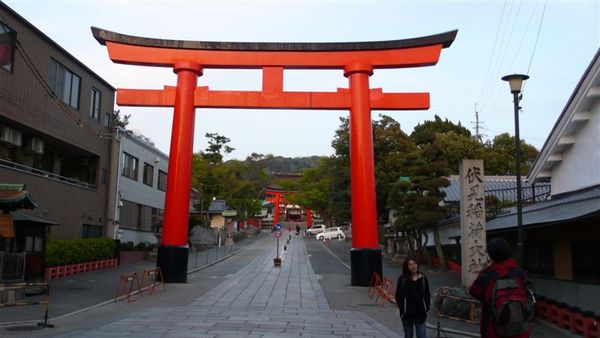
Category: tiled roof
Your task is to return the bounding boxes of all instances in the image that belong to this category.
[486,185,600,231]
[208,200,228,213]
[441,175,550,203]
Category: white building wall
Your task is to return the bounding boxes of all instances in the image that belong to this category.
[117,133,168,244]
[552,102,600,195]
[119,135,168,208]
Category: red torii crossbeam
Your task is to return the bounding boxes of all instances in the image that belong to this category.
[93,27,456,285]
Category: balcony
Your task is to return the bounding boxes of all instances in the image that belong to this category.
[0,158,96,190]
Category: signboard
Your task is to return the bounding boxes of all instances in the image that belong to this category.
[274,230,281,238]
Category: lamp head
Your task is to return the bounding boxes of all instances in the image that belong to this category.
[502,74,529,94]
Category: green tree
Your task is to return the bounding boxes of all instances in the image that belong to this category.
[411,115,471,139]
[204,132,235,165]
[389,131,450,268]
[436,132,488,174]
[330,115,414,228]
[484,133,539,175]
[282,157,336,226]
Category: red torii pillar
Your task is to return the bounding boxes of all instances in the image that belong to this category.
[265,190,285,225]
[305,208,313,227]
[92,27,456,284]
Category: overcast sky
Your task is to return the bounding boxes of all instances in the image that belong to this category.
[4,0,599,160]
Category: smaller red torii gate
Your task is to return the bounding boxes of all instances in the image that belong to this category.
[264,189,311,226]
[93,27,456,285]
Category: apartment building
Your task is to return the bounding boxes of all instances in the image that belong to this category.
[113,128,167,245]
[0,2,116,244]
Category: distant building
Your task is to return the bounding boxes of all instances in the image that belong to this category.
[0,2,115,243]
[112,128,168,245]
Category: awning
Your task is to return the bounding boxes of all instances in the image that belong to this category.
[222,210,237,217]
[487,191,600,232]
[0,184,39,211]
[12,210,58,225]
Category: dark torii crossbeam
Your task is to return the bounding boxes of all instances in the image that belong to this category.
[92,27,457,285]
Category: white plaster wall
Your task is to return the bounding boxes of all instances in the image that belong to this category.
[121,228,158,244]
[425,223,460,246]
[552,102,600,195]
[119,135,168,209]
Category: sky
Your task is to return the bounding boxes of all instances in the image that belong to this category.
[4,0,599,160]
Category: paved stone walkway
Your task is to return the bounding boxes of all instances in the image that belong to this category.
[62,235,398,337]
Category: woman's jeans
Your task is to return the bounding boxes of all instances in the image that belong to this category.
[402,317,426,338]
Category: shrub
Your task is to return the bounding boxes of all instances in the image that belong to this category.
[232,231,247,243]
[46,237,116,267]
[120,241,135,251]
[135,242,147,251]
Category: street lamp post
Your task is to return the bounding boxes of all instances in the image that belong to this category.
[501,73,529,267]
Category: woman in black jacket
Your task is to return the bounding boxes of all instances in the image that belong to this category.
[395,257,431,338]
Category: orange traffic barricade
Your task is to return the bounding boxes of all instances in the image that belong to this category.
[115,272,142,303]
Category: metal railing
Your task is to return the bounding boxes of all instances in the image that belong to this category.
[0,158,96,190]
[0,252,26,283]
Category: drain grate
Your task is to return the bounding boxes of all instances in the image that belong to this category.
[4,325,45,332]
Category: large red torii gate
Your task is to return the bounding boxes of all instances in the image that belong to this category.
[93,27,456,285]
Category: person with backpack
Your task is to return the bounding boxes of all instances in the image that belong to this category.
[395,257,431,338]
[469,238,533,338]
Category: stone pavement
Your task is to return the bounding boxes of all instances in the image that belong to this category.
[8,233,397,337]
[0,231,578,337]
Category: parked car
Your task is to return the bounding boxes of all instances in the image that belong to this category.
[306,224,326,235]
[316,227,346,241]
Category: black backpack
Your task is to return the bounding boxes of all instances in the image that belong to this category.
[490,277,533,336]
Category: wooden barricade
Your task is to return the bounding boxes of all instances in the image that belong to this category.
[367,271,383,300]
[367,272,396,306]
[114,272,142,303]
[381,276,396,304]
[141,267,165,294]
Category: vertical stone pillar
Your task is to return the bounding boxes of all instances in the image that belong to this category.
[460,160,487,287]
[344,63,382,286]
[157,61,202,283]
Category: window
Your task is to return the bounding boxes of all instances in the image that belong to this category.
[82,224,102,238]
[119,200,139,230]
[89,88,101,120]
[25,236,43,252]
[122,152,139,180]
[524,241,554,276]
[0,21,16,72]
[49,58,80,109]
[143,163,154,186]
[104,112,111,128]
[572,241,600,281]
[158,170,167,191]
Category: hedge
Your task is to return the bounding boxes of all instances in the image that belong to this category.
[46,237,116,267]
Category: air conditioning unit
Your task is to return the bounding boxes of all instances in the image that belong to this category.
[25,137,44,154]
[0,125,22,146]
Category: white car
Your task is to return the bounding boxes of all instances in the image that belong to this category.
[316,227,346,241]
[306,224,326,235]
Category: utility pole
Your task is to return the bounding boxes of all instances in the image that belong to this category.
[472,103,484,142]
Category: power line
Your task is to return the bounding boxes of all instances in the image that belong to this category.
[523,0,547,95]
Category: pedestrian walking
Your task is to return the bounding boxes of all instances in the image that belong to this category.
[469,238,533,338]
[395,257,431,338]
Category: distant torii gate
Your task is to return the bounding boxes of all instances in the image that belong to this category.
[264,189,310,225]
[93,27,456,285]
